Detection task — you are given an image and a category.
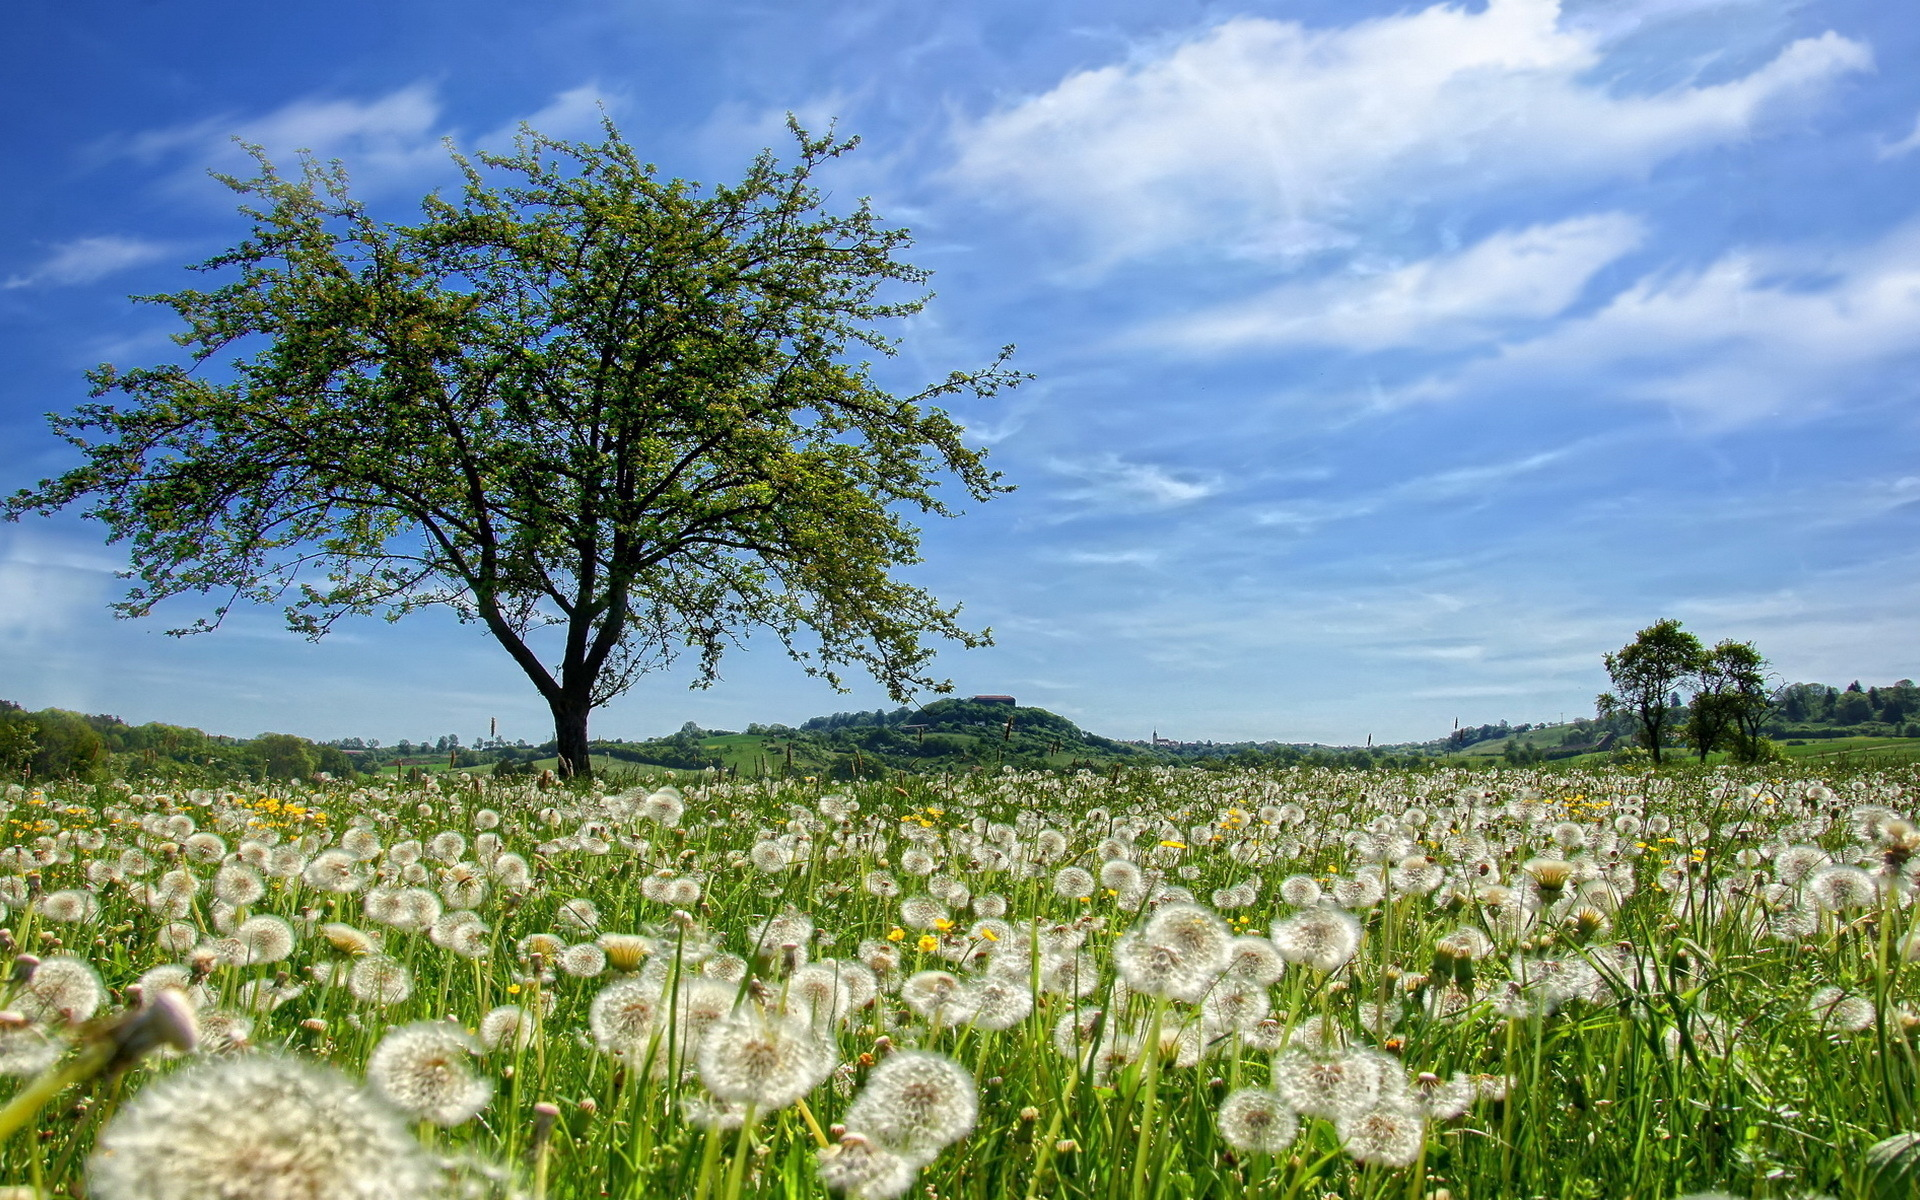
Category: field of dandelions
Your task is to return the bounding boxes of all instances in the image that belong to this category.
[5,765,1920,1200]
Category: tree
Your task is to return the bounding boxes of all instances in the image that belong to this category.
[1598,619,1705,765]
[248,732,319,781]
[4,121,1022,777]
[0,705,36,779]
[1686,638,1770,761]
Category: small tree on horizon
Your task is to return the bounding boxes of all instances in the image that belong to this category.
[1598,618,1706,765]
[1684,638,1771,761]
[4,120,1023,778]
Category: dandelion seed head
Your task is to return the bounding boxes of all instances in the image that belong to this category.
[1053,867,1095,900]
[346,955,413,1006]
[19,955,103,1024]
[212,864,265,908]
[1216,1087,1298,1154]
[842,1050,978,1159]
[1273,1049,1382,1120]
[367,1021,493,1126]
[88,1055,441,1200]
[1807,864,1878,911]
[1270,907,1362,974]
[1336,1099,1426,1167]
[697,1010,835,1110]
[589,977,664,1054]
[560,943,608,978]
[38,889,99,924]
[816,1132,919,1200]
[1279,875,1323,907]
[235,914,296,965]
[478,1005,534,1052]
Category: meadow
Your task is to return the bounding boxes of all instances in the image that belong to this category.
[3,762,1919,1200]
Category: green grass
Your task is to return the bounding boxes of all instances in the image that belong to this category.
[4,761,1919,1200]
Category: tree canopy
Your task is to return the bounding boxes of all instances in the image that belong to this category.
[1599,618,1705,765]
[4,120,1024,776]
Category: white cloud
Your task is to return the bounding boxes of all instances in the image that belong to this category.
[478,84,627,150]
[128,84,449,194]
[1159,214,1644,351]
[0,535,118,643]
[122,83,627,198]
[952,0,1869,263]
[1252,443,1585,533]
[1051,455,1221,511]
[1062,548,1160,567]
[3,236,173,289]
[1399,219,1920,423]
[1879,110,1920,160]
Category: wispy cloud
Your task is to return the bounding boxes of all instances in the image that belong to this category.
[951,0,1868,264]
[1156,214,1644,352]
[125,83,450,195]
[1050,455,1221,512]
[3,236,174,289]
[1061,548,1160,567]
[1393,219,1920,424]
[119,83,628,199]
[0,534,119,643]
[1253,444,1588,533]
[1879,110,1920,160]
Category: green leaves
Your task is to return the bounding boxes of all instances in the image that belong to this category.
[5,119,1024,773]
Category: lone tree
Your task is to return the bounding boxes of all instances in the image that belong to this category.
[4,121,1023,777]
[1699,639,1773,762]
[1598,618,1706,765]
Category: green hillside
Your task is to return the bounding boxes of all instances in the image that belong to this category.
[565,697,1153,778]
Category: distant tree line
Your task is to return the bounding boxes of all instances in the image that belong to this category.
[0,700,356,783]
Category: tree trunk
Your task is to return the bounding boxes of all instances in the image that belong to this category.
[551,696,593,780]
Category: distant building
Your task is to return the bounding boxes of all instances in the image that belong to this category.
[972,694,1017,706]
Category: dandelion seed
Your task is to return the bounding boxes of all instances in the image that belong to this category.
[367,1021,493,1126]
[560,943,608,978]
[1809,986,1876,1033]
[945,978,1033,1031]
[1413,1071,1475,1120]
[346,955,413,1006]
[842,1049,978,1160]
[1336,1099,1426,1168]
[18,955,103,1024]
[697,1009,836,1111]
[590,977,664,1054]
[1216,1087,1298,1154]
[88,1055,441,1200]
[1142,902,1233,976]
[195,1009,255,1053]
[212,864,266,907]
[789,962,853,1027]
[1053,867,1095,900]
[235,914,296,965]
[1099,860,1142,894]
[37,889,99,923]
[183,832,227,864]
[556,897,601,930]
[816,1132,919,1200]
[302,849,364,893]
[1270,907,1362,974]
[1806,864,1878,911]
[900,896,949,930]
[478,1005,534,1052]
[0,1024,63,1076]
[1279,875,1323,907]
[1273,1049,1382,1120]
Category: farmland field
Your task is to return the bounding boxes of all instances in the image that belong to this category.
[4,764,1920,1199]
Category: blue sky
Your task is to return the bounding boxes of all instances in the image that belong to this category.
[5,0,1920,747]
